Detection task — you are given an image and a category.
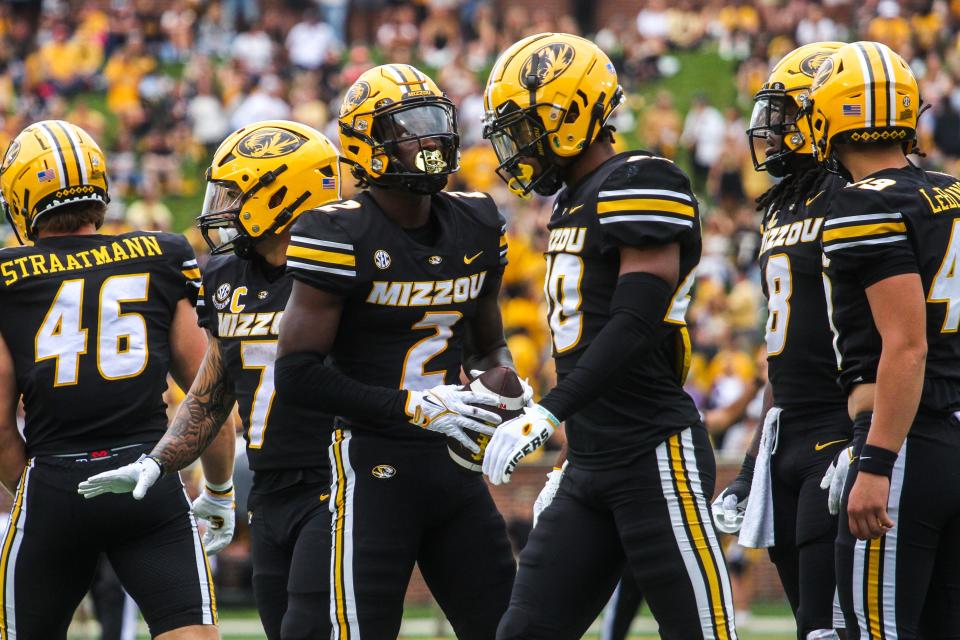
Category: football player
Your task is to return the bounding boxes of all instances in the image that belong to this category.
[273,65,518,639]
[481,33,738,639]
[78,121,342,640]
[0,120,230,639]
[714,42,852,640]
[807,41,960,637]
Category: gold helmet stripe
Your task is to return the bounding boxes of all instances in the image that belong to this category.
[52,120,87,186]
[35,123,68,188]
[851,43,876,129]
[873,41,897,128]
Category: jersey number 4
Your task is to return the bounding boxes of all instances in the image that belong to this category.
[36,274,149,386]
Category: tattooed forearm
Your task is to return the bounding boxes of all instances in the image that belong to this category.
[152,337,236,474]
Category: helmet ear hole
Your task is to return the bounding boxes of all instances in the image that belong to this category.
[269,186,287,209]
[564,102,580,124]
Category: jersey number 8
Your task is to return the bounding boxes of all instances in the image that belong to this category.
[36,274,150,386]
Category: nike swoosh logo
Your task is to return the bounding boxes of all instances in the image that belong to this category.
[320,493,330,502]
[805,190,826,206]
[464,251,483,264]
[567,204,584,215]
[814,439,848,451]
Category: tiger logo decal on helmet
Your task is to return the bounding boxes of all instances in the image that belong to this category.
[236,127,306,159]
[198,120,340,257]
[746,41,845,177]
[338,64,460,195]
[482,33,623,197]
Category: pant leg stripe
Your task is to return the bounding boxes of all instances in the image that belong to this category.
[680,428,737,639]
[0,460,33,640]
[881,442,906,639]
[853,538,868,633]
[183,488,216,625]
[670,432,734,640]
[330,429,360,639]
[656,436,717,640]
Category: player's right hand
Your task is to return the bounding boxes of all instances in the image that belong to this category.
[532,461,567,527]
[712,453,755,534]
[77,454,163,500]
[406,385,501,453]
[820,445,854,516]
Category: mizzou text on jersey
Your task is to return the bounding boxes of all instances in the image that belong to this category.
[286,191,515,639]
[824,166,960,636]
[0,231,216,638]
[497,151,737,640]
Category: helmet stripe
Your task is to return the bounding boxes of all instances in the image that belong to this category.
[852,43,876,129]
[52,121,87,186]
[874,42,897,128]
[36,123,68,189]
[387,65,410,94]
[405,65,429,91]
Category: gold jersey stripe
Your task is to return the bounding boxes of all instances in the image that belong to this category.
[287,245,357,267]
[181,268,201,280]
[597,198,695,217]
[499,235,507,247]
[822,221,906,243]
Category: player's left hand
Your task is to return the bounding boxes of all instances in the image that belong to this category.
[482,404,558,485]
[846,471,894,540]
[77,454,162,500]
[820,445,854,516]
[191,485,236,555]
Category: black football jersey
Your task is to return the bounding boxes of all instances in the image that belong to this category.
[758,173,848,417]
[546,151,703,467]
[0,231,200,456]
[822,164,960,414]
[197,253,332,473]
[286,190,507,438]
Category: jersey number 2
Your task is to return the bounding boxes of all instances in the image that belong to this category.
[36,274,149,386]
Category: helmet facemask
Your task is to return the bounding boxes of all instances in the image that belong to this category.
[747,86,809,178]
[350,97,460,195]
[483,101,565,198]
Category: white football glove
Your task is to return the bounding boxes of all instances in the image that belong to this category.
[469,369,535,407]
[482,404,559,485]
[192,486,236,555]
[820,445,855,516]
[407,385,501,453]
[77,454,163,500]
[533,461,567,527]
[712,491,747,534]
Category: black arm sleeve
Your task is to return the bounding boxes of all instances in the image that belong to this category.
[275,352,409,422]
[538,272,674,422]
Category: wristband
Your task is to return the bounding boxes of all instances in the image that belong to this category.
[205,480,235,495]
[857,444,898,478]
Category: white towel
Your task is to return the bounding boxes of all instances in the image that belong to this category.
[738,407,781,548]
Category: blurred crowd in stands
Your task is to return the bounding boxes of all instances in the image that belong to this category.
[2,0,960,465]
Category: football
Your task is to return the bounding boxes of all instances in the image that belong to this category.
[448,367,526,472]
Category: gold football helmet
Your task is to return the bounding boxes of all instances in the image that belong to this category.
[0,120,109,243]
[339,64,459,194]
[198,120,340,256]
[806,41,920,166]
[482,32,623,197]
[747,41,844,177]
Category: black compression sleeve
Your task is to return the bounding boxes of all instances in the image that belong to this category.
[275,352,409,422]
[538,272,674,422]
